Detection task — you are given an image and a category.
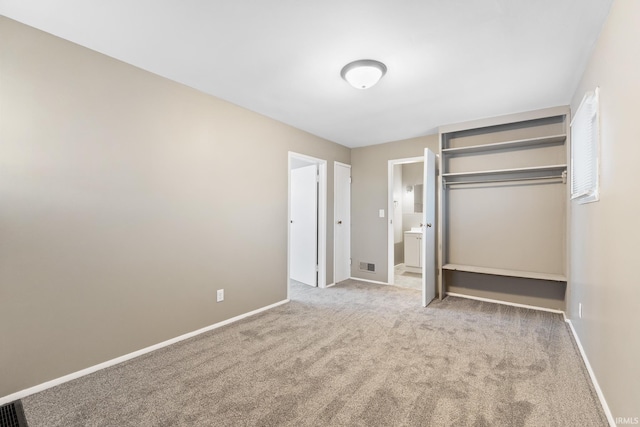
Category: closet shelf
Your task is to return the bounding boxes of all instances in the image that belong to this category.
[442,134,566,155]
[442,264,566,282]
[442,164,567,179]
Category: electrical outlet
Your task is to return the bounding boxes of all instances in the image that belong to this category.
[217,289,224,303]
[578,303,583,319]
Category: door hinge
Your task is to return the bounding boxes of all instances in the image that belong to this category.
[350,258,352,266]
[316,265,319,272]
[349,176,352,184]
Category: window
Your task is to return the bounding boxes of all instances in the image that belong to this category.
[570,87,600,204]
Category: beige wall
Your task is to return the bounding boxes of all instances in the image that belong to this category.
[567,0,640,421]
[351,135,439,282]
[0,17,349,398]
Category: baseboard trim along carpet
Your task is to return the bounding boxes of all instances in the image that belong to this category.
[565,319,616,426]
[0,299,290,406]
[20,280,609,426]
[445,292,564,314]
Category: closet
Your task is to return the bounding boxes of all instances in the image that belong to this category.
[437,107,569,309]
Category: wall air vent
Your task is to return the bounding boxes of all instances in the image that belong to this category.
[0,401,28,427]
[359,262,375,272]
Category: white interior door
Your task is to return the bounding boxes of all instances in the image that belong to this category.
[334,162,351,283]
[291,164,317,286]
[422,149,436,306]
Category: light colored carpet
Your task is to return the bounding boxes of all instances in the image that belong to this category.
[23,280,607,426]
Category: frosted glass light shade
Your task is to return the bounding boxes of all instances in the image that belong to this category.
[341,59,387,90]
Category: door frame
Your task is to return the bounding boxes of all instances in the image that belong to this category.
[422,148,437,307]
[333,161,351,285]
[387,156,424,286]
[287,152,327,299]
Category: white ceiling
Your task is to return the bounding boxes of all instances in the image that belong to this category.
[0,0,612,147]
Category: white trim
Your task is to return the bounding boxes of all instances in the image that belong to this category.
[387,161,395,285]
[325,282,337,288]
[0,299,289,406]
[387,156,425,285]
[318,162,327,288]
[565,319,616,427]
[349,276,389,286]
[445,292,564,314]
[388,156,424,165]
[287,152,328,297]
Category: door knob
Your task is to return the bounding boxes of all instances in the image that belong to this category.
[337,220,343,224]
[426,223,432,228]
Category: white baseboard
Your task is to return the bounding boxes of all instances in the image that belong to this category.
[349,276,389,286]
[0,299,290,406]
[445,292,564,314]
[325,282,337,288]
[565,319,616,427]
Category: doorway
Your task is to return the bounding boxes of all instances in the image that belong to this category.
[288,153,327,296]
[387,150,437,306]
[388,157,424,292]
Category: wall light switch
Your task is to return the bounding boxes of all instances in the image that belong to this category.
[217,289,224,302]
[379,209,385,218]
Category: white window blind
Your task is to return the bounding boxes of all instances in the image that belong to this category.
[570,88,600,203]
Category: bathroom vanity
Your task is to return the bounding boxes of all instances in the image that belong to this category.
[404,230,422,273]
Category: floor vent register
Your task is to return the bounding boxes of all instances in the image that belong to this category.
[0,401,28,427]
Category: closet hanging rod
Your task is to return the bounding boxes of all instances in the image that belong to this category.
[444,174,566,186]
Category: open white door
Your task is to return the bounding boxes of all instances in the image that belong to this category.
[291,164,318,286]
[334,162,351,283]
[422,149,436,306]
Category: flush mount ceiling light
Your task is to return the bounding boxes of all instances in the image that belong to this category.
[340,59,387,90]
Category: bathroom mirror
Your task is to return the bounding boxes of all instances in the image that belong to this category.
[414,184,423,213]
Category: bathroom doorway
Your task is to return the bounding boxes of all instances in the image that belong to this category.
[387,149,437,306]
[388,157,424,291]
